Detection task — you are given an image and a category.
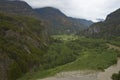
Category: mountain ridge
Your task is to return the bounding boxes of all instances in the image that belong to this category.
[34,7,93,35]
[68,17,93,27]
[79,8,120,38]
[0,0,38,18]
[0,0,93,35]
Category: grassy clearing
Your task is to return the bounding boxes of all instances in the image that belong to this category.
[52,34,80,41]
[61,49,117,70]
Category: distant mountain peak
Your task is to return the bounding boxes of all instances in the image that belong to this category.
[36,7,60,10]
[34,7,93,35]
[35,7,66,17]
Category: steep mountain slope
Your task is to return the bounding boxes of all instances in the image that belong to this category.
[68,17,93,27]
[0,0,37,17]
[34,7,92,35]
[80,8,120,38]
[0,13,47,80]
[0,1,50,80]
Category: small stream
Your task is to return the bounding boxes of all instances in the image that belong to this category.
[97,58,120,80]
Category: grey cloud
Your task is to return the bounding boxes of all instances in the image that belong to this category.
[23,0,120,22]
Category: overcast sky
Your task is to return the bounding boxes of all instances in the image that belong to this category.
[23,0,120,22]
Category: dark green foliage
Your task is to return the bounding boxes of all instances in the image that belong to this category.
[7,61,23,80]
[42,37,117,71]
[18,37,118,80]
[112,71,120,80]
[43,43,78,69]
[108,37,120,47]
[0,13,47,80]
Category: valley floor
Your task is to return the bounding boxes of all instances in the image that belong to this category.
[18,36,120,80]
[38,44,120,80]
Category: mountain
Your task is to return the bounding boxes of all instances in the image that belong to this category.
[0,13,47,80]
[68,17,93,27]
[79,8,120,38]
[34,7,93,35]
[0,1,93,79]
[0,1,48,80]
[0,0,93,35]
[0,0,38,17]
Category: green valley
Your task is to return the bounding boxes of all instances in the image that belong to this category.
[0,0,120,80]
[18,35,120,80]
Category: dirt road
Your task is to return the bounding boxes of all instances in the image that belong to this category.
[38,71,98,80]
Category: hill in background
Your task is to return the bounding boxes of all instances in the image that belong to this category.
[34,7,93,35]
[79,8,120,38]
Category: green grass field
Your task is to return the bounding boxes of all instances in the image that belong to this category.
[52,35,80,41]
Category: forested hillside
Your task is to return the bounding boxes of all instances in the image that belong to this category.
[0,13,47,80]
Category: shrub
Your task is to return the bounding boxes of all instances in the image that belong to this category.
[7,61,23,80]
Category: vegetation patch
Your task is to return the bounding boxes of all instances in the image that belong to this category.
[112,71,120,80]
[18,35,118,80]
